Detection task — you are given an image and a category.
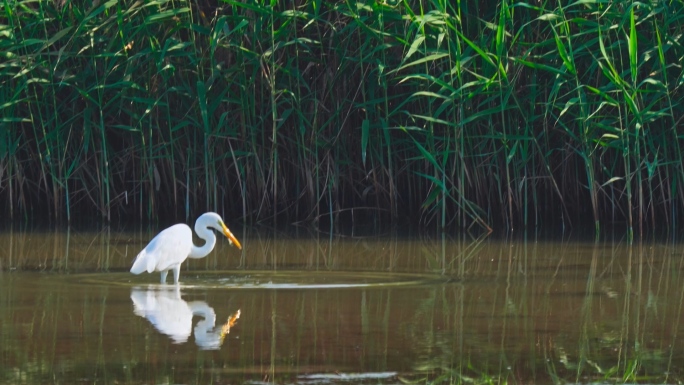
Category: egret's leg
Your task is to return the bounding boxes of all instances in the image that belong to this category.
[160,270,168,283]
[173,265,181,284]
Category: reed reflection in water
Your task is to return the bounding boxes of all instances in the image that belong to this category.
[1,226,684,384]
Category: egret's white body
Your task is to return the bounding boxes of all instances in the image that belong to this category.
[130,212,241,284]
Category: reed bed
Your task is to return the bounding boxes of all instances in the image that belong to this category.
[2,0,684,233]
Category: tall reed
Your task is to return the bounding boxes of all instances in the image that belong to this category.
[2,0,684,233]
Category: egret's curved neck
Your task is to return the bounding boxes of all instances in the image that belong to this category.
[188,302,216,323]
[189,302,221,349]
[188,223,217,259]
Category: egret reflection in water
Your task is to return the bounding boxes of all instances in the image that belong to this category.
[130,286,240,350]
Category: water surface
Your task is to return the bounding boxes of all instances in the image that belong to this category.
[1,227,683,384]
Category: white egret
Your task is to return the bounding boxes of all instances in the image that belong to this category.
[130,212,242,284]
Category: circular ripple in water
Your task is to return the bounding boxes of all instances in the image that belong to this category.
[74,270,453,289]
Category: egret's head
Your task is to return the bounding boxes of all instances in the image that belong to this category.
[200,212,242,250]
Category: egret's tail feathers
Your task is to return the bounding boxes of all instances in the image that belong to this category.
[130,256,145,275]
[130,250,155,274]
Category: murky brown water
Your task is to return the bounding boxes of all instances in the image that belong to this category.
[1,226,684,384]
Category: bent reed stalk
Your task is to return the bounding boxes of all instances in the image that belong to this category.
[1,0,684,233]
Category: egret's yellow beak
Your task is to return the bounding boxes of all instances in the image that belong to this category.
[221,222,242,250]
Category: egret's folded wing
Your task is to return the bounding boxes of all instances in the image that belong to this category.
[130,224,192,274]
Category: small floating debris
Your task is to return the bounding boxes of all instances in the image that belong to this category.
[245,372,399,385]
[298,371,398,381]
